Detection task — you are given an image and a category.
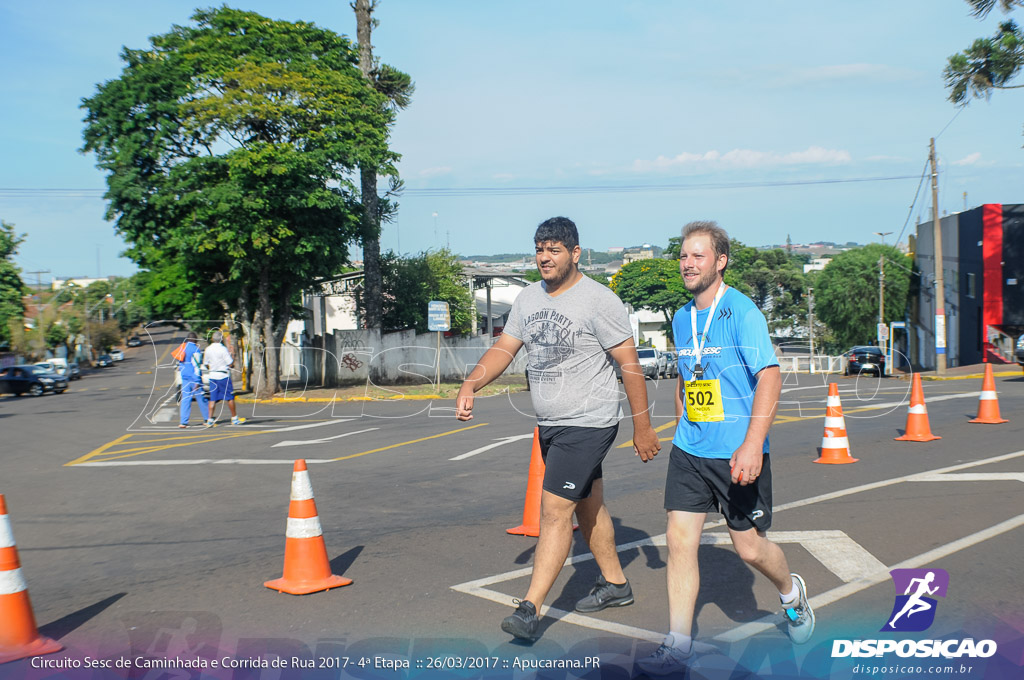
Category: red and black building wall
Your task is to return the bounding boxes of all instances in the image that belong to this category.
[912,203,1023,368]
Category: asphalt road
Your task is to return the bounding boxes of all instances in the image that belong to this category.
[1,328,1022,679]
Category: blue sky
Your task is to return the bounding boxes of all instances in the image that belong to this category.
[1,1,1021,282]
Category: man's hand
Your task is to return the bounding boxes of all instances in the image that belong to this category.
[729,441,763,486]
[455,386,475,421]
[632,425,661,462]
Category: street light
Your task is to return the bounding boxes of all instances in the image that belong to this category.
[874,231,893,356]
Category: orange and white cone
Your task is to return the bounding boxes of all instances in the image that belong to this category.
[814,383,858,464]
[0,495,62,665]
[264,460,353,595]
[969,364,1009,424]
[507,428,545,537]
[895,374,941,442]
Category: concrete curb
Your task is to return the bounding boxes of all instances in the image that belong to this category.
[913,370,1021,382]
[236,394,442,404]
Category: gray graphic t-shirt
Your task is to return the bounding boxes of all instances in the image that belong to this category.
[503,276,632,427]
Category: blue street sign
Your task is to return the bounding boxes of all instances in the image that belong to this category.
[427,300,450,332]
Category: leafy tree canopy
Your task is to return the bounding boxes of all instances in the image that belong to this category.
[814,244,911,351]
[945,1,1024,118]
[81,7,400,394]
[0,221,26,346]
[378,249,475,335]
[610,258,691,325]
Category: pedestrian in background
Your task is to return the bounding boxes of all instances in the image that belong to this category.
[178,331,213,429]
[204,329,245,426]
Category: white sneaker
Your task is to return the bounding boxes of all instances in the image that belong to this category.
[231,416,246,425]
[783,573,815,644]
[636,637,692,676]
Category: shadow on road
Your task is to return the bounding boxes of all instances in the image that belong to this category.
[39,592,127,641]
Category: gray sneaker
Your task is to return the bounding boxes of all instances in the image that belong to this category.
[636,637,692,676]
[783,573,815,644]
[501,599,538,640]
[574,575,634,613]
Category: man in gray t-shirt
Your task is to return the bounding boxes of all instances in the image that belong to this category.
[457,216,661,641]
[503,275,631,428]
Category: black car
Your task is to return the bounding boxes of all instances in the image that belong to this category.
[96,354,114,368]
[67,361,82,380]
[1016,334,1024,366]
[0,365,68,396]
[844,346,885,377]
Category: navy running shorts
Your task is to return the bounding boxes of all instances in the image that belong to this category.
[664,445,773,532]
[537,425,619,501]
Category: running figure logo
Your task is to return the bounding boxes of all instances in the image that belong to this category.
[881,568,949,632]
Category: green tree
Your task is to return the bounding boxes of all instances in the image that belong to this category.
[945,1,1024,118]
[0,221,26,347]
[610,258,691,327]
[378,249,474,335]
[81,7,399,396]
[45,320,68,349]
[814,244,911,351]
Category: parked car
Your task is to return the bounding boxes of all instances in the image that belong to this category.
[96,354,114,368]
[0,365,67,396]
[663,351,679,378]
[844,345,885,377]
[1016,333,1024,366]
[126,336,143,347]
[615,347,667,380]
[35,358,69,376]
[110,349,126,361]
[67,361,82,380]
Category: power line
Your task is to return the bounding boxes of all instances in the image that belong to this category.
[0,174,922,200]
[892,157,931,247]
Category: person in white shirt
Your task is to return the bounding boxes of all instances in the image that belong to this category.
[204,330,245,425]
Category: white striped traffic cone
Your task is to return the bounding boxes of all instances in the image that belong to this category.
[1,495,62,664]
[814,383,858,464]
[895,373,941,441]
[264,460,353,595]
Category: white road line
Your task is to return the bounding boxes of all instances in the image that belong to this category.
[449,433,535,461]
[272,427,379,448]
[267,419,354,433]
[911,472,1024,483]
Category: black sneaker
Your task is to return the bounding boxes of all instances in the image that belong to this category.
[501,599,538,640]
[574,575,634,613]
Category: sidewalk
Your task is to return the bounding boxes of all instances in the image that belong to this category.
[235,374,529,404]
[894,361,1023,381]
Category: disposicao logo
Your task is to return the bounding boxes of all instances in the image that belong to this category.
[831,567,998,660]
[882,568,949,632]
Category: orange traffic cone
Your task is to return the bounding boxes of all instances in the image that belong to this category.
[0,495,62,664]
[969,364,1009,424]
[264,460,353,594]
[507,428,545,536]
[895,374,941,442]
[814,383,858,464]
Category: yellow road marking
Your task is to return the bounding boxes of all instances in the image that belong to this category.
[69,422,487,466]
[331,423,488,461]
[617,419,677,448]
[81,430,265,464]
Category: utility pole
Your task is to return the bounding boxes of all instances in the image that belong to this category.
[25,269,50,294]
[807,286,815,370]
[873,231,892,355]
[929,138,947,375]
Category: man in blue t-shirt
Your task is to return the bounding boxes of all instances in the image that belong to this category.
[638,221,816,676]
[178,331,212,429]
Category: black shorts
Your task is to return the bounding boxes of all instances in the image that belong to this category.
[538,425,618,501]
[664,445,773,532]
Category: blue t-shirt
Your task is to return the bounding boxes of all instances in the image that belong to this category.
[671,287,779,458]
[179,341,203,382]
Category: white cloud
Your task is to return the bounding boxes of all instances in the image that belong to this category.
[417,166,452,178]
[632,146,851,172]
[951,152,982,166]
